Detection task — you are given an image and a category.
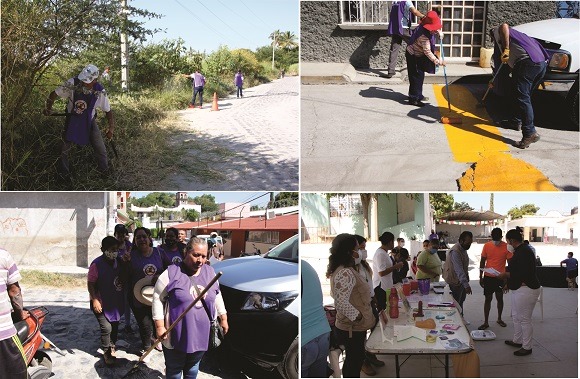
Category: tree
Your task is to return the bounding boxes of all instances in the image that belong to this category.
[273,192,298,208]
[184,209,199,221]
[131,192,175,207]
[453,201,474,212]
[430,193,454,218]
[507,204,540,220]
[193,194,219,213]
[269,29,281,69]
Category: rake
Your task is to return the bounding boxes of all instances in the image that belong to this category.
[121,271,223,379]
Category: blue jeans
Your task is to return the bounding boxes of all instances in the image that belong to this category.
[237,85,243,98]
[301,331,330,378]
[450,284,467,316]
[512,58,547,137]
[192,86,204,106]
[405,51,425,102]
[163,346,205,379]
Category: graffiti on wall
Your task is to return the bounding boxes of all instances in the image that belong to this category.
[0,218,29,236]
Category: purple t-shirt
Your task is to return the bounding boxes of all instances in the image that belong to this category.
[88,256,125,322]
[130,247,166,308]
[166,264,219,353]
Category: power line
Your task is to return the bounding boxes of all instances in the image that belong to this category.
[172,0,231,44]
[193,0,253,46]
[215,0,269,38]
[238,0,274,31]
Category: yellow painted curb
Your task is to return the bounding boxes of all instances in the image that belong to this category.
[457,152,559,191]
[433,84,558,191]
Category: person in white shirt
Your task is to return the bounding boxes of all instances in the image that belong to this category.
[372,232,403,311]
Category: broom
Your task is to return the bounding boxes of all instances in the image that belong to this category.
[439,39,462,125]
[121,271,223,379]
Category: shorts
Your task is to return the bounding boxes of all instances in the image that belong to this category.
[483,276,505,296]
[567,269,578,280]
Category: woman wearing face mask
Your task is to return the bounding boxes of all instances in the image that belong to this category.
[353,235,385,376]
[496,229,540,356]
[87,236,126,365]
[161,227,185,266]
[327,234,375,378]
[416,239,443,282]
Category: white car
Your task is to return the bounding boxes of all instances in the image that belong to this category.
[212,235,299,379]
[513,18,580,126]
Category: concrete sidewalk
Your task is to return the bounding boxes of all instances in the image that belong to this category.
[302,242,578,378]
[301,61,492,85]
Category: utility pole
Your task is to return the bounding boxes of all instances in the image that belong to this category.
[120,0,129,91]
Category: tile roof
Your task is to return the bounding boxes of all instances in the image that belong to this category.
[172,212,299,231]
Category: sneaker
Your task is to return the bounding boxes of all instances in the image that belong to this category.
[188,104,195,109]
[505,340,523,348]
[198,106,202,109]
[361,360,377,376]
[514,348,532,356]
[409,100,426,107]
[365,353,385,367]
[385,73,395,79]
[420,96,430,102]
[103,347,116,366]
[514,133,540,149]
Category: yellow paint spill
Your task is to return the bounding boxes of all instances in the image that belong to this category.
[433,84,558,191]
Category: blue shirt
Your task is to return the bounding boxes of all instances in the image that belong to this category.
[301,260,331,347]
[401,0,415,29]
[562,258,578,272]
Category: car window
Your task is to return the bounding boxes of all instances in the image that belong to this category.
[264,235,298,262]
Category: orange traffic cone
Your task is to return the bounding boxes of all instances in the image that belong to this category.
[211,92,220,111]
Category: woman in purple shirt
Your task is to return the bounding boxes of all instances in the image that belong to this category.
[152,237,228,379]
[88,236,126,365]
[123,227,167,352]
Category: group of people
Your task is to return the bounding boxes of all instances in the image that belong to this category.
[387,1,550,148]
[302,225,562,377]
[87,225,228,378]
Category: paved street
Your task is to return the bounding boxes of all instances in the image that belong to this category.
[20,285,280,379]
[301,79,579,191]
[169,77,299,191]
[301,241,578,378]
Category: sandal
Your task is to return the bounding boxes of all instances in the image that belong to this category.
[478,324,489,330]
[497,320,507,327]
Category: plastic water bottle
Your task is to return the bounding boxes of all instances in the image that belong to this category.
[389,287,399,319]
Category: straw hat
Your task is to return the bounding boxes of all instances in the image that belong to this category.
[133,276,155,306]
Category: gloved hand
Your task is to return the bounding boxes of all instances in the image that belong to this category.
[437,30,444,40]
[501,48,510,64]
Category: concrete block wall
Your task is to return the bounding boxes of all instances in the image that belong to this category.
[0,192,108,267]
[302,1,557,69]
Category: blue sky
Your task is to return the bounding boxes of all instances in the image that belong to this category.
[131,0,299,52]
[452,192,579,215]
[131,192,277,208]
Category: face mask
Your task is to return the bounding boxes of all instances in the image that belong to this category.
[493,240,501,246]
[507,244,515,253]
[354,254,362,265]
[359,249,367,261]
[430,248,438,255]
[105,250,118,260]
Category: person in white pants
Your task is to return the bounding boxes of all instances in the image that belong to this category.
[497,229,541,356]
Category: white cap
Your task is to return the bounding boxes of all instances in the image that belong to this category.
[78,64,100,83]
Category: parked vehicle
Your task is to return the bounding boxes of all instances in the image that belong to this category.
[493,18,579,126]
[14,306,53,379]
[212,235,299,379]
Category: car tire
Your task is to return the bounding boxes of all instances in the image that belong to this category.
[278,336,298,379]
[566,78,579,127]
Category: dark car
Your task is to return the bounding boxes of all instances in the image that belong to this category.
[212,235,299,379]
